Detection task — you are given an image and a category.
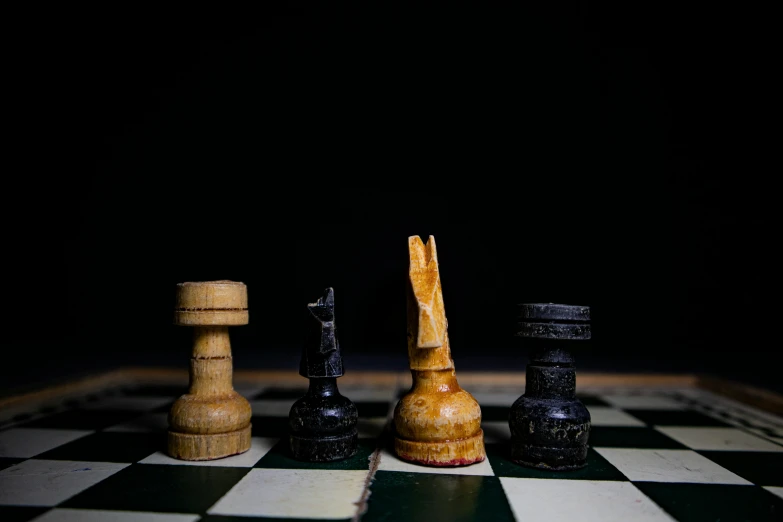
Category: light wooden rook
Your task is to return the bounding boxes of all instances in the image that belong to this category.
[167,280,252,460]
[393,236,486,466]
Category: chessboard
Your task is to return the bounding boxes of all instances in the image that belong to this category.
[1,369,782,522]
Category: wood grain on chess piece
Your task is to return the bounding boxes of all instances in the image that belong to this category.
[167,280,252,460]
[393,236,486,466]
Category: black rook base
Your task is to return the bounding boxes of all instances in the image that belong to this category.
[289,378,359,462]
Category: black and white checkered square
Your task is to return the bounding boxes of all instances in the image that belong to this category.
[1,379,781,521]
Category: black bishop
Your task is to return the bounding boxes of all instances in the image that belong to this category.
[288,288,359,461]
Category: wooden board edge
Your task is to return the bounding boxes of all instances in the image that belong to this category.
[123,369,701,388]
[0,369,138,411]
[2,368,781,418]
[695,375,783,417]
[0,368,407,413]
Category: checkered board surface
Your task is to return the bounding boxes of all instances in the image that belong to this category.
[1,376,782,522]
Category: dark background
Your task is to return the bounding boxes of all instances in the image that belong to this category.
[4,5,777,394]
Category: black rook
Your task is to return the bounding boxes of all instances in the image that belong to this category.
[509,303,592,470]
[288,288,359,462]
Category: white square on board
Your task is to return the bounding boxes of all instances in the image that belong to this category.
[500,477,675,522]
[598,395,686,410]
[103,413,168,433]
[340,387,398,402]
[139,437,277,467]
[746,428,783,446]
[469,392,520,407]
[0,460,129,506]
[376,448,495,476]
[593,448,751,484]
[207,468,366,519]
[249,399,298,417]
[587,407,646,427]
[31,508,199,522]
[79,397,173,411]
[655,427,783,452]
[0,428,92,458]
[764,487,783,500]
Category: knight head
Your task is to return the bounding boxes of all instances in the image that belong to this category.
[307,287,335,323]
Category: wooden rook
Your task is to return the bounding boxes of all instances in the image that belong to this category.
[288,288,358,461]
[393,235,486,466]
[167,280,252,460]
[509,303,591,470]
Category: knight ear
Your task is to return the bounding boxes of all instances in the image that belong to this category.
[408,236,427,272]
[409,235,439,272]
[321,287,334,308]
[424,235,438,265]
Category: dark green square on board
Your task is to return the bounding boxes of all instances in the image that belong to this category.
[0,506,50,522]
[35,432,164,463]
[589,426,688,449]
[0,458,25,471]
[255,438,376,470]
[697,451,783,487]
[355,401,392,418]
[485,444,627,481]
[480,406,510,422]
[122,385,187,397]
[250,416,290,437]
[624,409,732,427]
[198,515,351,522]
[481,423,511,443]
[634,482,783,522]
[22,409,144,431]
[250,388,307,400]
[150,401,175,413]
[362,471,514,522]
[61,464,250,513]
[576,394,611,406]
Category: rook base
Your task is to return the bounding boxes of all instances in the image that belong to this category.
[167,424,252,461]
[290,429,359,462]
[394,430,486,466]
[511,442,587,471]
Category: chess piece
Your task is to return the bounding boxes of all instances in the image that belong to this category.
[509,303,591,470]
[393,236,486,466]
[289,288,358,461]
[167,280,252,460]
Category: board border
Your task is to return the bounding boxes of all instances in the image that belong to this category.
[1,368,782,417]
